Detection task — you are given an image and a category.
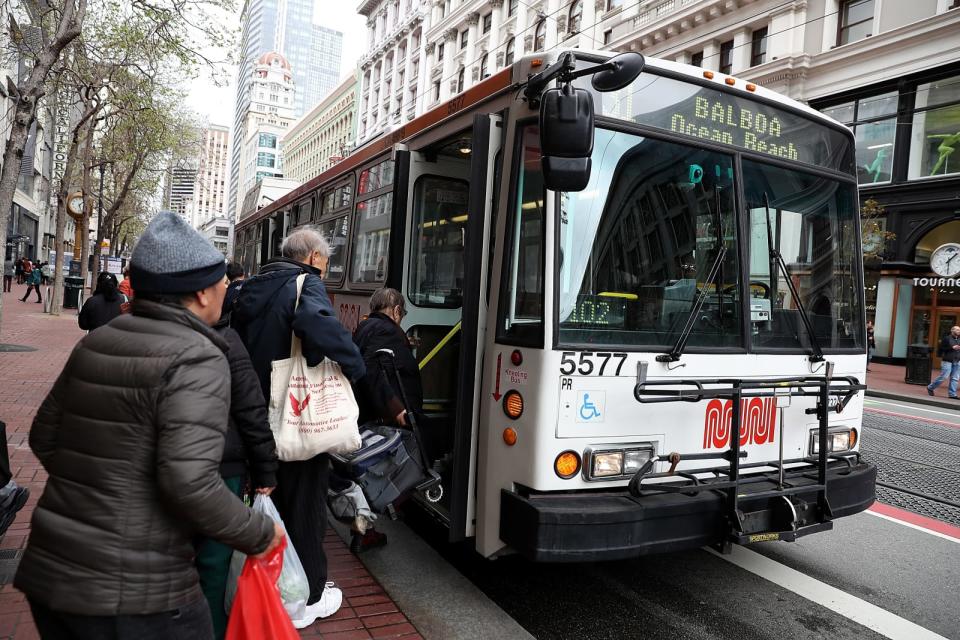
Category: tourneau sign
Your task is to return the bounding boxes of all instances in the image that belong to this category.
[592,72,855,174]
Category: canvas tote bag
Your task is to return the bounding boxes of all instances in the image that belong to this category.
[268,274,361,461]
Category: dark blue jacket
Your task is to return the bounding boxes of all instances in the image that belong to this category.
[231,258,365,399]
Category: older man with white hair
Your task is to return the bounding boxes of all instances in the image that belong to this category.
[232,226,366,628]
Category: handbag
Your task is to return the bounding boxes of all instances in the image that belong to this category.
[268,273,361,461]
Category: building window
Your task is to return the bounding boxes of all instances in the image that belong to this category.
[603,29,613,45]
[480,53,489,79]
[909,74,960,179]
[691,51,703,67]
[569,0,582,33]
[820,92,897,185]
[256,152,275,168]
[483,13,492,34]
[437,42,444,61]
[505,38,515,66]
[838,0,874,46]
[433,80,441,101]
[607,0,622,9]
[750,27,767,66]
[460,29,468,50]
[534,20,546,50]
[509,0,518,16]
[457,67,464,93]
[719,40,734,74]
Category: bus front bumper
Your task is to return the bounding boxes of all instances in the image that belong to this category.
[499,460,876,562]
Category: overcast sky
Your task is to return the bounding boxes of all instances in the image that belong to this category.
[184,4,366,128]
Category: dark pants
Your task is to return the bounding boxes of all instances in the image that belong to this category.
[0,421,11,487]
[29,596,214,640]
[272,455,329,605]
[196,476,244,640]
[21,284,41,302]
[3,275,11,292]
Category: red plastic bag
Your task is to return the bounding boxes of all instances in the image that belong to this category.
[224,539,300,640]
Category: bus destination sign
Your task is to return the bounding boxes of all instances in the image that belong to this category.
[669,96,798,161]
[595,72,854,174]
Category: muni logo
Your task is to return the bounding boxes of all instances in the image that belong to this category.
[289,393,311,418]
[703,398,777,450]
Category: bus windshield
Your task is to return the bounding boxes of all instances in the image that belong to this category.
[557,128,864,352]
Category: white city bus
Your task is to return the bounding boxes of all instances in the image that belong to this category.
[235,50,876,561]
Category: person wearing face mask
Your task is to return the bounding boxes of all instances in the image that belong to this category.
[231,226,365,629]
[15,212,283,640]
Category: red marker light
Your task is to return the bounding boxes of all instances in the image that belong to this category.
[511,350,523,366]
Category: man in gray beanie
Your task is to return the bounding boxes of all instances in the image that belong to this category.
[15,212,283,639]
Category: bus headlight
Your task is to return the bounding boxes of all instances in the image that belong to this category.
[584,445,654,480]
[591,452,623,478]
[809,428,858,455]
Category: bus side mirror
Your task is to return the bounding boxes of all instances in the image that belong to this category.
[539,83,594,192]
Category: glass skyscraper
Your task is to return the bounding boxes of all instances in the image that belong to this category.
[228,0,343,220]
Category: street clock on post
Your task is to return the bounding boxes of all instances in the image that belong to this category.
[67,192,85,221]
[930,242,960,278]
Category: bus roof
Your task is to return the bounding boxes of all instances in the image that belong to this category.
[239,50,848,230]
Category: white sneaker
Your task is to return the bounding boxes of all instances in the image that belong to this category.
[291,582,343,629]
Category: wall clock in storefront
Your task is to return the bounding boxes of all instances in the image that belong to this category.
[930,242,960,278]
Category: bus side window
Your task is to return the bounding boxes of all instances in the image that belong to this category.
[497,126,545,345]
[350,158,395,285]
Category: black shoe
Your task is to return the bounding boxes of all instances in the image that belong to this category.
[350,529,387,554]
[927,387,935,396]
[0,485,29,539]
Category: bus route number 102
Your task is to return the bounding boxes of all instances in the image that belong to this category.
[559,351,628,376]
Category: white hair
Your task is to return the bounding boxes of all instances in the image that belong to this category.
[281,227,330,262]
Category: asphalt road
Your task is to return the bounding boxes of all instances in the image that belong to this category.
[398,395,960,640]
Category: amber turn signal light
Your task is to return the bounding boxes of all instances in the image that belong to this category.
[555,451,581,479]
[503,427,518,446]
[503,390,524,419]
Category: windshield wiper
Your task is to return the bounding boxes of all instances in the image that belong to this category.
[762,192,825,363]
[658,189,726,363]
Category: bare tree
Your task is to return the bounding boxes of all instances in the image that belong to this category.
[0,0,86,328]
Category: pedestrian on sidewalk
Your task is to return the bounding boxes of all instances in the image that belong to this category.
[867,321,876,371]
[119,265,134,301]
[14,211,283,640]
[0,420,29,540]
[928,325,960,399]
[3,256,14,292]
[196,307,279,640]
[78,272,125,332]
[40,261,52,286]
[20,263,41,303]
[232,227,366,629]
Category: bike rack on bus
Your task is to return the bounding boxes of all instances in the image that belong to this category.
[629,366,866,548]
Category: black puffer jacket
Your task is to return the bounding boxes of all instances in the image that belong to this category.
[232,258,365,398]
[354,312,423,425]
[77,292,124,332]
[15,300,274,616]
[214,318,278,487]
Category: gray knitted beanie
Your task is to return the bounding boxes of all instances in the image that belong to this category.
[130,211,226,294]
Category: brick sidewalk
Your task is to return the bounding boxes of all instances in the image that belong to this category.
[867,361,960,405]
[0,290,420,640]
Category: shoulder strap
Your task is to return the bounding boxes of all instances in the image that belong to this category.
[290,273,307,358]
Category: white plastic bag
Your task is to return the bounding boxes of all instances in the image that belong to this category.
[224,494,310,621]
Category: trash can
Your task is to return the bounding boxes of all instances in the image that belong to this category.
[904,343,932,385]
[63,276,84,309]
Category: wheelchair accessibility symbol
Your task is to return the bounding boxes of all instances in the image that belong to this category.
[575,391,605,423]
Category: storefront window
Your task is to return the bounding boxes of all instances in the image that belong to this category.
[854,92,897,184]
[908,74,960,179]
